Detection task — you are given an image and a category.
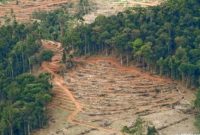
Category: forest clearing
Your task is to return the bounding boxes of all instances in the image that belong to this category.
[32,40,197,135]
[0,0,199,135]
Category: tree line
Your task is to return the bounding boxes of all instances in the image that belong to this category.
[63,0,200,88]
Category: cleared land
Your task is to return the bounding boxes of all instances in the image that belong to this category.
[33,40,197,135]
[84,0,163,23]
[0,0,76,23]
[64,57,197,135]
[0,0,163,24]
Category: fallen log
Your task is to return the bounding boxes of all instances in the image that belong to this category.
[157,117,188,131]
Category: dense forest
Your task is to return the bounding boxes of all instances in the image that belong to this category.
[0,20,52,135]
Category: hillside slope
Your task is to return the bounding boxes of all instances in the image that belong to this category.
[32,40,197,135]
[0,0,198,135]
[32,0,199,134]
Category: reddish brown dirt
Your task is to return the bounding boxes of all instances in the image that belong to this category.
[83,56,172,82]
[66,56,196,134]
[37,40,121,135]
[0,0,77,23]
[33,40,197,135]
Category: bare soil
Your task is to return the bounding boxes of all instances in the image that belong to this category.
[32,40,197,135]
[65,57,197,135]
[83,0,163,23]
[0,0,77,23]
